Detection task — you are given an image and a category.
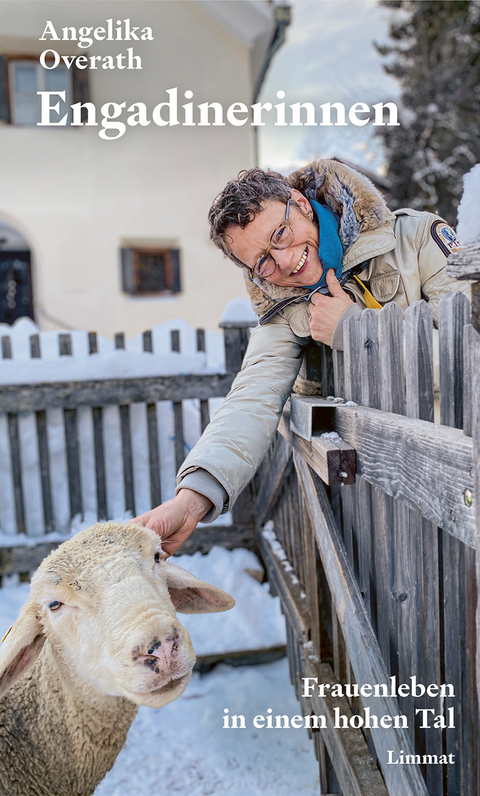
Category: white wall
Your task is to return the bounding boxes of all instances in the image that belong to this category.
[0,1,270,337]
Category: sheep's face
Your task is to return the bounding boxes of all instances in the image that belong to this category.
[0,523,234,708]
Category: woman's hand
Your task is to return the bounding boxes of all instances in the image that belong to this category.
[131,489,213,557]
[308,269,353,346]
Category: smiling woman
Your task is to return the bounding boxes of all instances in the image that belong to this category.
[133,158,469,557]
[225,192,324,288]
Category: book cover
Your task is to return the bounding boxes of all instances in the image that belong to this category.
[0,2,478,795]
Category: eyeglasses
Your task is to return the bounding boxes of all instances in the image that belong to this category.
[252,199,295,278]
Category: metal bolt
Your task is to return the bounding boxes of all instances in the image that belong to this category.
[464,489,473,508]
[470,467,474,479]
[450,509,456,522]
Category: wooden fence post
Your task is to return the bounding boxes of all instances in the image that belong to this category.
[447,244,480,728]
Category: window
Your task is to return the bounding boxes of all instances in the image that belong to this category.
[9,59,71,124]
[121,247,181,295]
[0,55,88,126]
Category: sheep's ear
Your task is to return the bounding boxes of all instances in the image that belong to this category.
[0,603,45,698]
[163,563,235,614]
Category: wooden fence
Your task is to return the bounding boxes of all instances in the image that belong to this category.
[256,273,479,795]
[0,318,257,582]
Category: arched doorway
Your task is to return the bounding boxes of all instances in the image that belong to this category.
[0,221,34,324]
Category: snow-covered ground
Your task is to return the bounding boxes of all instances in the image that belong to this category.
[94,659,320,796]
[0,546,320,795]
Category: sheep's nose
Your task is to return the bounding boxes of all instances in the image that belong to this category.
[133,631,180,672]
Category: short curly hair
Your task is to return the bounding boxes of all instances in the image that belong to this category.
[208,168,291,265]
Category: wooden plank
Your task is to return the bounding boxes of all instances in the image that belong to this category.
[279,406,355,486]
[303,658,389,796]
[0,541,60,576]
[360,309,380,409]
[321,343,335,398]
[35,410,54,532]
[146,404,161,508]
[472,326,480,712]
[330,402,475,546]
[420,519,443,796]
[332,349,344,398]
[370,486,394,672]
[173,401,185,472]
[462,324,479,438]
[355,476,374,623]
[59,333,72,356]
[255,432,292,527]
[194,645,286,673]
[446,243,480,279]
[463,545,478,796]
[392,504,421,737]
[438,291,470,429]
[0,524,256,576]
[63,408,82,520]
[92,406,107,521]
[119,404,135,517]
[405,301,434,422]
[292,452,429,796]
[379,302,405,415]
[258,528,311,634]
[0,373,234,412]
[280,426,355,486]
[199,400,210,433]
[442,531,464,796]
[343,315,361,403]
[7,413,25,534]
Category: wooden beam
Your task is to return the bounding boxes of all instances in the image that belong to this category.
[0,373,234,413]
[286,397,475,546]
[293,453,429,796]
[0,525,256,576]
[255,433,293,527]
[259,528,389,796]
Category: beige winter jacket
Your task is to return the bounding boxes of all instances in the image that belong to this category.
[177,159,468,516]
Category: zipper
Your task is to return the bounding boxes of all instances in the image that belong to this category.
[258,260,372,325]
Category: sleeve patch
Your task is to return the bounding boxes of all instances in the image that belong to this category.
[430,220,462,257]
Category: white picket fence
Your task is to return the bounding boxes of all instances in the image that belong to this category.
[0,315,227,540]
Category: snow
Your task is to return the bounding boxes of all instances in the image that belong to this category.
[221,298,258,324]
[457,164,480,244]
[0,546,319,795]
[93,660,319,796]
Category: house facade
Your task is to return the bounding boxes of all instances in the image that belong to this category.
[0,0,284,338]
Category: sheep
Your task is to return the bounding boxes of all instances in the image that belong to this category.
[0,522,235,796]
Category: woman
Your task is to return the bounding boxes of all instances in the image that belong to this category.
[134,159,466,554]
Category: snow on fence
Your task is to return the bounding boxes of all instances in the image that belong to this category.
[256,287,479,796]
[0,305,257,578]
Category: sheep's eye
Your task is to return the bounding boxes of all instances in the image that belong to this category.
[48,601,62,611]
[154,552,161,564]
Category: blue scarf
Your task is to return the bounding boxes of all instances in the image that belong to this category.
[305,200,343,290]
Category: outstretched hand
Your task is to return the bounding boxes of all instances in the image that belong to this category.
[131,489,213,557]
[308,269,353,346]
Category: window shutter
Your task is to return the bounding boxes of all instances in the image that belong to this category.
[0,56,10,124]
[121,248,135,294]
[171,249,181,293]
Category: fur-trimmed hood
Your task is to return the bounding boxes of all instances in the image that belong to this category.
[243,158,395,319]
